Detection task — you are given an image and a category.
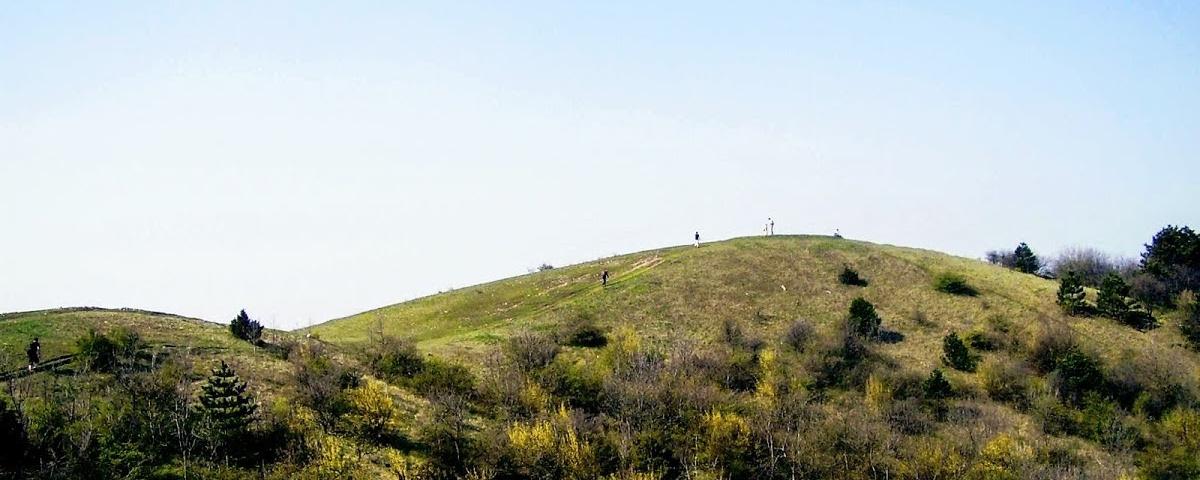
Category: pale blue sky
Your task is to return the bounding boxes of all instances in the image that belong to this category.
[2,2,1198,329]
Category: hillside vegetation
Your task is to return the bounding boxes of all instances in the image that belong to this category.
[2,235,1199,479]
[310,236,1194,371]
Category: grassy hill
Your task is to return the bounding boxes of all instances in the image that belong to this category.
[308,235,1196,371]
[3,235,1199,479]
[0,307,298,396]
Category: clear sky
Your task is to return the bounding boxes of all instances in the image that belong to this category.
[2,1,1198,329]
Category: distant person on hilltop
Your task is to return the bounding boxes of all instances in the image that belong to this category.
[601,270,610,286]
[694,232,701,247]
[26,337,40,371]
[834,229,843,239]
[769,218,775,236]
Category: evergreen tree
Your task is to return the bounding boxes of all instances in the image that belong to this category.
[1054,348,1103,406]
[1120,302,1156,331]
[942,332,977,372]
[847,297,881,338]
[1013,242,1041,274]
[196,360,257,457]
[229,309,263,343]
[839,265,868,287]
[1057,271,1087,315]
[1096,272,1131,319]
[923,369,953,400]
[1140,225,1200,296]
[1140,225,1200,278]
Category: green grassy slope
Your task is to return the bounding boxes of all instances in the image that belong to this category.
[308,235,1198,371]
[0,307,297,395]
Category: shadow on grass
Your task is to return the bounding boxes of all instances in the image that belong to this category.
[877,329,906,344]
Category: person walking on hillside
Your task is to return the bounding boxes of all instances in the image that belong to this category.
[694,231,701,247]
[26,337,40,372]
[601,270,610,287]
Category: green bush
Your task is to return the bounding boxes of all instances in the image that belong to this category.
[847,298,881,338]
[934,273,977,296]
[1180,291,1200,349]
[839,265,868,287]
[1097,272,1132,318]
[76,329,120,373]
[922,369,953,400]
[965,330,998,351]
[367,336,425,379]
[1120,302,1157,331]
[1057,271,1088,315]
[539,361,604,413]
[979,358,1029,405]
[229,309,264,344]
[409,358,476,397]
[941,332,978,372]
[1032,394,1079,436]
[1053,348,1104,406]
[1013,242,1042,274]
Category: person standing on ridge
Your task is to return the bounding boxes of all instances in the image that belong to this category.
[769,218,775,236]
[26,337,40,371]
[694,231,701,247]
[601,270,610,287]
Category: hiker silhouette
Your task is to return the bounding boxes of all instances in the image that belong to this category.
[26,337,40,371]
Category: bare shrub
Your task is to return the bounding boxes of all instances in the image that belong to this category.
[1106,345,1197,419]
[784,319,815,352]
[1051,247,1133,287]
[980,358,1031,406]
[506,331,559,372]
[1028,321,1077,374]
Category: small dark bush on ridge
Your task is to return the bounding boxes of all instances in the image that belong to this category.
[839,265,868,287]
[1013,242,1042,274]
[934,273,977,296]
[230,309,264,343]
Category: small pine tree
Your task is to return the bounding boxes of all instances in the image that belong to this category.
[1057,271,1087,315]
[197,361,257,448]
[1013,242,1041,274]
[229,309,263,343]
[847,297,881,338]
[839,265,868,287]
[1096,273,1131,318]
[1053,348,1103,406]
[942,332,977,372]
[1120,302,1157,331]
[923,369,953,400]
